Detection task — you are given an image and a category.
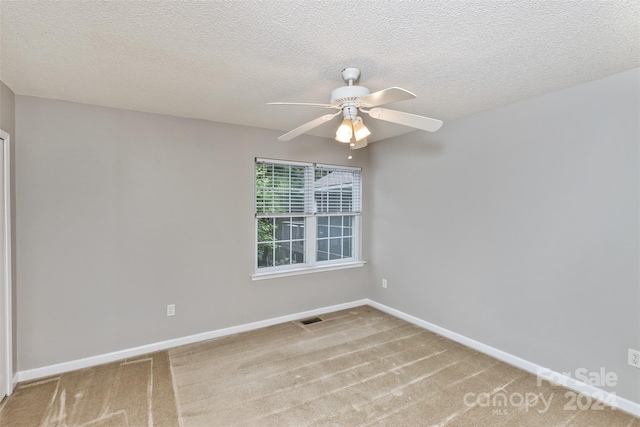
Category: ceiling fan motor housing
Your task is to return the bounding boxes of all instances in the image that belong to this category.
[330,85,370,109]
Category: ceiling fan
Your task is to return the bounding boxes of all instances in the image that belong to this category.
[268,68,443,149]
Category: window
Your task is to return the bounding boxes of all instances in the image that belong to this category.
[254,158,362,278]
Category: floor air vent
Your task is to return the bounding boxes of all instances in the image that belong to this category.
[300,317,323,325]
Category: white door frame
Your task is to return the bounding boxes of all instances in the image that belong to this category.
[0,129,12,397]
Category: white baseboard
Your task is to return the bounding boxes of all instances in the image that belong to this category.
[366,299,640,418]
[16,299,369,384]
[14,297,640,417]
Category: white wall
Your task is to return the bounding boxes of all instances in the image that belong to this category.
[369,68,640,402]
[15,96,371,370]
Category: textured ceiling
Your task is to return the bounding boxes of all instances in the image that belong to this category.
[1,1,638,142]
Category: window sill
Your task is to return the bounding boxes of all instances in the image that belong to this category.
[251,261,367,281]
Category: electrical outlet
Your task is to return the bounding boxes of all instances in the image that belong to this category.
[167,304,175,317]
[382,279,387,289]
[629,349,640,368]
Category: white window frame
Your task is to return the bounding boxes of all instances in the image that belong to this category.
[252,158,365,280]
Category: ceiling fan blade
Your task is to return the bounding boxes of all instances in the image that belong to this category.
[367,107,443,132]
[277,112,341,141]
[268,102,338,109]
[358,87,416,108]
[350,138,368,150]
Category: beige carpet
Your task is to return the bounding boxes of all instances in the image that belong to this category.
[1,306,639,426]
[0,351,178,426]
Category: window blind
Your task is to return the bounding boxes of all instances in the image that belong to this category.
[255,160,362,217]
[255,160,313,217]
[314,166,361,214]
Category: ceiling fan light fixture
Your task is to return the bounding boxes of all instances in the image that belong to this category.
[335,119,353,143]
[269,68,443,143]
[352,116,371,142]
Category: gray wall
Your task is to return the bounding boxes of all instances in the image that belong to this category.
[15,96,371,370]
[0,82,15,134]
[0,81,17,374]
[369,68,640,402]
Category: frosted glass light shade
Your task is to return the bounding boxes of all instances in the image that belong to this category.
[335,119,353,143]
[352,116,371,142]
